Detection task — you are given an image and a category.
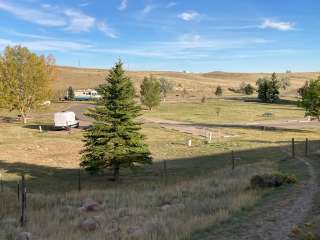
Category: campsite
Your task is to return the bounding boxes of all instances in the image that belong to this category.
[1,1,320,240]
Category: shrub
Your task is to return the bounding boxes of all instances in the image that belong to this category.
[290,224,319,240]
[250,172,297,188]
[140,76,161,110]
[243,83,255,95]
[215,86,223,96]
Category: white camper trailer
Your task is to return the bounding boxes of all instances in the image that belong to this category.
[54,112,79,129]
[74,89,101,101]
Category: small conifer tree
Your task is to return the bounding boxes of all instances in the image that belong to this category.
[81,60,152,180]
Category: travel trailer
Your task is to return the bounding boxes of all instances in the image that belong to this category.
[54,111,79,129]
[74,89,101,101]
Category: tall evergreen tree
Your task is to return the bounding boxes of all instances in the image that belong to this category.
[81,60,152,180]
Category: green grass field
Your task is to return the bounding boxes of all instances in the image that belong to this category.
[144,98,305,124]
[0,98,319,239]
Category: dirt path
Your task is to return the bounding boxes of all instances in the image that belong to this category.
[64,103,320,136]
[192,153,319,240]
[243,155,317,240]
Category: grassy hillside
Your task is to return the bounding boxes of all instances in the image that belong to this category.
[53,66,320,98]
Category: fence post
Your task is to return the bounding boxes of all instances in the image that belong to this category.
[78,168,81,192]
[232,151,235,170]
[292,138,295,158]
[305,138,309,156]
[17,181,20,201]
[163,160,168,185]
[20,173,26,227]
[0,173,3,192]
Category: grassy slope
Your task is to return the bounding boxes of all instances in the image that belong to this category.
[53,66,320,98]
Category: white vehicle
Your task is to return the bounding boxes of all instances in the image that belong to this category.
[74,89,101,101]
[54,111,79,129]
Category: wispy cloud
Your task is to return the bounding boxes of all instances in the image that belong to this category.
[90,34,270,60]
[260,19,295,31]
[97,21,117,38]
[0,37,92,52]
[118,0,128,11]
[64,9,95,32]
[0,1,117,38]
[166,2,177,8]
[79,1,91,7]
[0,1,66,27]
[177,10,200,21]
[141,4,156,15]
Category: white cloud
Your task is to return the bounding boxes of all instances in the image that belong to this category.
[89,35,270,60]
[64,9,95,32]
[142,4,156,14]
[0,1,117,38]
[0,1,66,27]
[166,2,177,8]
[97,21,117,38]
[0,38,92,52]
[118,0,128,10]
[260,19,295,31]
[79,1,91,7]
[178,10,200,21]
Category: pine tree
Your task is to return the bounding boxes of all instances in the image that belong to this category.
[256,73,280,103]
[81,60,152,180]
[67,86,75,100]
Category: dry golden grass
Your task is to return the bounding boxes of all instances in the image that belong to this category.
[0,162,274,240]
[53,66,320,98]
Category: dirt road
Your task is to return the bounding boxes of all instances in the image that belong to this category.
[67,103,320,137]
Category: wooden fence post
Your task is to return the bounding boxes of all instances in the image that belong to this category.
[78,168,81,192]
[20,173,26,227]
[232,151,235,170]
[0,173,3,192]
[292,138,295,158]
[163,160,168,185]
[17,181,20,201]
[305,138,309,156]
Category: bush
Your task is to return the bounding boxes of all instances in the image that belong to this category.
[215,86,223,96]
[250,173,297,188]
[140,76,161,110]
[243,84,255,95]
[291,224,319,240]
[201,96,207,103]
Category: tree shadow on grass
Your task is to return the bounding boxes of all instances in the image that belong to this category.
[0,139,318,195]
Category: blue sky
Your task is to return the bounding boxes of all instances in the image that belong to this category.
[0,0,319,72]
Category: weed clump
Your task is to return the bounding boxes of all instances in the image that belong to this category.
[250,172,297,188]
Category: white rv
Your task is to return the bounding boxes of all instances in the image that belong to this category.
[54,112,79,129]
[74,89,101,101]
